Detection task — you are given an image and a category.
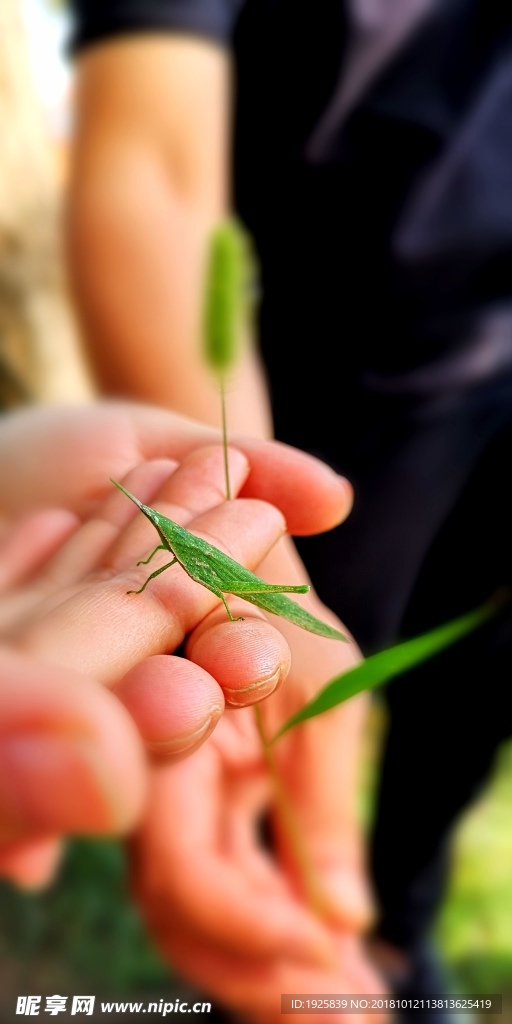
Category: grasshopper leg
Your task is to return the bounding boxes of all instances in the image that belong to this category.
[128,557,178,595]
[137,544,169,567]
[218,591,244,622]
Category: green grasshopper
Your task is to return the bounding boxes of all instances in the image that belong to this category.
[112,479,347,642]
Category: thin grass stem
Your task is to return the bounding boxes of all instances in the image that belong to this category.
[253,703,329,919]
[220,374,231,501]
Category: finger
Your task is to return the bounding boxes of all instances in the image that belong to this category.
[260,616,375,931]
[113,655,224,759]
[245,539,374,930]
[14,496,288,684]
[116,608,291,754]
[0,512,82,635]
[186,606,291,708]
[105,445,250,570]
[138,913,386,1022]
[34,459,178,589]
[0,510,79,592]
[237,440,353,536]
[8,445,246,622]
[131,404,354,535]
[0,837,62,889]
[274,699,375,931]
[131,753,334,966]
[0,402,353,534]
[0,648,147,840]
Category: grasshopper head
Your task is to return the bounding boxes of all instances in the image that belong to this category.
[110,478,144,510]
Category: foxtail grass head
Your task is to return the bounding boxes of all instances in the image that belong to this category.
[202,218,259,500]
[203,218,258,374]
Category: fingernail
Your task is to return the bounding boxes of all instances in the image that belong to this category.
[146,711,220,757]
[223,667,282,708]
[338,476,354,511]
[323,870,376,929]
[0,734,123,837]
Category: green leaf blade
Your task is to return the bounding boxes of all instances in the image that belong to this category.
[273,595,505,741]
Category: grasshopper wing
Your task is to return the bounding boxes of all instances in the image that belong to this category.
[238,591,348,641]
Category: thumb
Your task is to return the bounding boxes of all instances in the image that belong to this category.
[268,688,376,932]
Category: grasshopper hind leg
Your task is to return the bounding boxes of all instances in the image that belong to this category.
[219,591,244,623]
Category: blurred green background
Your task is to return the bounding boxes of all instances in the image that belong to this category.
[435,738,512,1008]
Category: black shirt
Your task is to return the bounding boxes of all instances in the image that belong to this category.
[70,2,512,454]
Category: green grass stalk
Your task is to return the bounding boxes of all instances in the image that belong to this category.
[253,703,329,920]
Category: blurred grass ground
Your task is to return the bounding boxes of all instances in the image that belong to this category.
[435,738,512,1013]
[1,704,512,1019]
[362,701,512,1020]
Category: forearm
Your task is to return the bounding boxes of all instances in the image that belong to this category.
[67,37,273,437]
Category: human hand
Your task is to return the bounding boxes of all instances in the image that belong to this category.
[0,437,350,891]
[249,539,376,934]
[131,573,386,1023]
[0,447,286,882]
[0,446,291,694]
[0,398,354,747]
[131,689,386,1024]
[0,400,351,534]
[0,646,146,889]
